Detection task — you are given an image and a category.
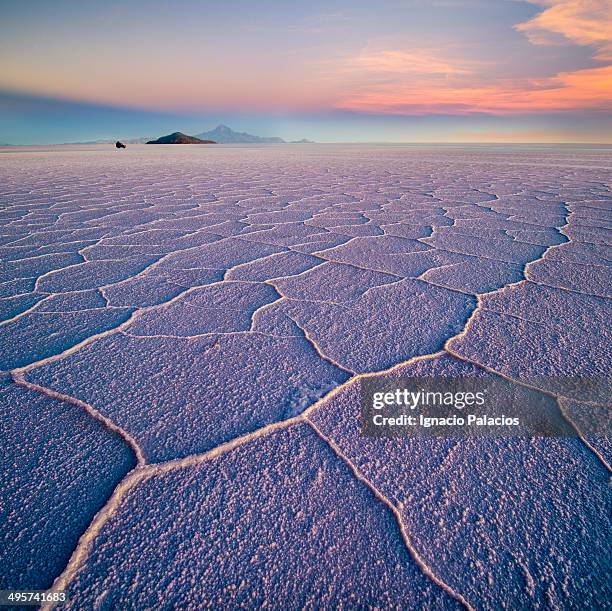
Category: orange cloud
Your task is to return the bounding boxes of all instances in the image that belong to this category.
[516,0,612,60]
[336,65,612,114]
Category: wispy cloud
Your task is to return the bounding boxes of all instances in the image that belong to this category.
[351,49,472,75]
[287,12,353,34]
[516,0,612,61]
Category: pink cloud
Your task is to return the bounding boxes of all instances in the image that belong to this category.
[516,0,612,61]
[335,65,612,114]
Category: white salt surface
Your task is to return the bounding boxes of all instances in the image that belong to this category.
[0,144,610,608]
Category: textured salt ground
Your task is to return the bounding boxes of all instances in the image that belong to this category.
[270,261,399,303]
[0,379,135,590]
[254,278,476,373]
[27,332,349,462]
[0,145,610,607]
[559,399,612,466]
[102,274,191,308]
[316,235,469,277]
[0,306,134,370]
[225,251,321,281]
[308,354,611,609]
[0,252,83,282]
[419,258,524,294]
[448,281,611,403]
[422,230,547,265]
[61,425,457,609]
[527,258,611,297]
[127,281,280,335]
[0,291,46,320]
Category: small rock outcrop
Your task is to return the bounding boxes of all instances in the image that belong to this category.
[146,132,215,145]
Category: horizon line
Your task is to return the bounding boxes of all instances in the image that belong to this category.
[2,141,612,147]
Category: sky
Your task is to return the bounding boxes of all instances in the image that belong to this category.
[0,0,610,144]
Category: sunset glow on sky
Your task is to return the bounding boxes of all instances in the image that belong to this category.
[1,0,610,143]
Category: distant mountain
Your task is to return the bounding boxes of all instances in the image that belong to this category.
[195,124,285,144]
[146,132,215,144]
[290,138,315,143]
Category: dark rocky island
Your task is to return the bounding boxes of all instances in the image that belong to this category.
[146,132,216,144]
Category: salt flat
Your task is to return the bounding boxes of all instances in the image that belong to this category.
[0,144,610,608]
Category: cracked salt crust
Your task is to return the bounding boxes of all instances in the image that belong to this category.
[0,144,610,609]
